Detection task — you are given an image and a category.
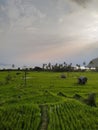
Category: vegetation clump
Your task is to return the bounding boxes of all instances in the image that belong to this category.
[16,72,21,75]
[5,74,12,84]
[60,74,66,79]
[57,92,67,97]
[84,93,96,107]
[73,94,82,100]
[78,76,87,85]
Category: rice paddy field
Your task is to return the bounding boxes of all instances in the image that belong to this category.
[0,71,98,130]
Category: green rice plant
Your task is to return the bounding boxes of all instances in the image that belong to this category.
[0,105,40,130]
[48,100,98,130]
[0,71,98,130]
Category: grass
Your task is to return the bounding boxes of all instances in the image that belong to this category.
[0,71,98,129]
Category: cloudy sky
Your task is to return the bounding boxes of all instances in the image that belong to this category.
[0,0,98,67]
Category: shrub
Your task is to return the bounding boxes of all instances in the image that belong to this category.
[57,92,67,97]
[73,94,81,100]
[5,74,12,84]
[60,74,66,79]
[78,76,87,85]
[84,93,96,107]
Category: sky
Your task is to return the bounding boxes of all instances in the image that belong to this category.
[0,0,98,67]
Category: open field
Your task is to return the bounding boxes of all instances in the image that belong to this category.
[0,71,98,130]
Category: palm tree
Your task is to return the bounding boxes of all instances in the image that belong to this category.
[63,62,67,67]
[83,62,86,67]
[48,62,52,70]
[76,64,80,69]
[42,64,47,70]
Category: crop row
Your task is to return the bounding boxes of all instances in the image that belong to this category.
[48,100,98,130]
[0,105,41,130]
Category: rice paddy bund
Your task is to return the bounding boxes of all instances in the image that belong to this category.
[0,71,98,130]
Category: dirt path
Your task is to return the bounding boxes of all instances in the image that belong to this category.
[38,105,49,130]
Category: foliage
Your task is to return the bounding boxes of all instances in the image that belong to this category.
[84,93,96,107]
[48,101,98,130]
[5,74,12,84]
[0,105,40,130]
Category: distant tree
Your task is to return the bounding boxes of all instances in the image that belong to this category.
[96,67,98,72]
[88,60,95,69]
[12,64,15,69]
[47,62,52,70]
[52,63,59,71]
[33,66,42,71]
[76,64,80,67]
[76,64,80,70]
[42,64,47,70]
[29,68,33,71]
[67,63,73,71]
[18,67,20,70]
[63,62,67,66]
[83,62,86,66]
[89,60,93,64]
[59,64,63,69]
